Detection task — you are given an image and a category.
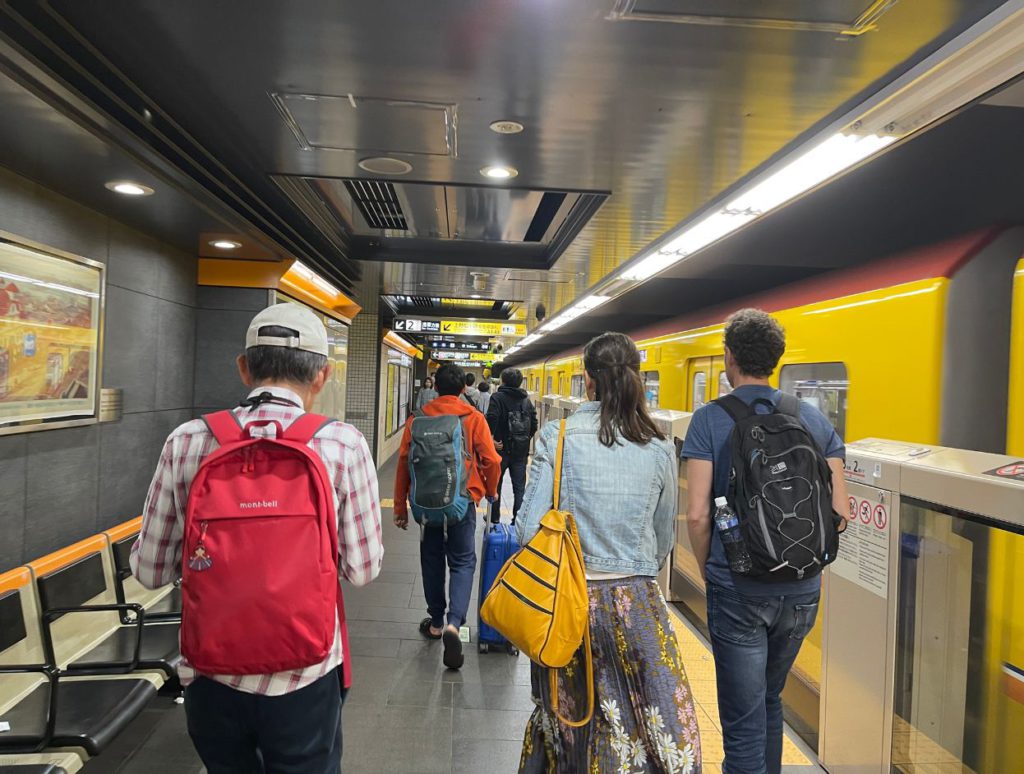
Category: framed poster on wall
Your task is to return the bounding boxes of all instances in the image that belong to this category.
[0,235,103,432]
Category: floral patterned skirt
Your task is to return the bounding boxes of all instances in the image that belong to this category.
[519,577,701,774]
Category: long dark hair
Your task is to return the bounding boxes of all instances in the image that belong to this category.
[582,332,665,447]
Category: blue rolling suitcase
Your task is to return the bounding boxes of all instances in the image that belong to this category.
[478,523,520,655]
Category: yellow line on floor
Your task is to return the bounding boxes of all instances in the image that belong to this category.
[666,607,814,768]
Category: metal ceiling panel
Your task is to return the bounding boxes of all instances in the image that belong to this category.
[270,92,457,156]
[10,0,1009,313]
[449,187,549,242]
[608,0,897,34]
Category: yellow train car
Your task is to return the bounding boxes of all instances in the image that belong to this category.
[514,229,1024,770]
[981,256,1024,773]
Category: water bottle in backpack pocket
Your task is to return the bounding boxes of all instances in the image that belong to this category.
[715,393,842,582]
[713,496,752,575]
[408,411,472,526]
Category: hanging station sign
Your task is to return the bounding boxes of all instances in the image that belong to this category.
[393,318,441,333]
[430,341,489,351]
[431,351,495,363]
[439,320,525,336]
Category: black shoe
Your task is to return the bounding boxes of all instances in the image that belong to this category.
[442,627,464,670]
[419,618,442,640]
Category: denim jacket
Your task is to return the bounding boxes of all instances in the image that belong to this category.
[516,402,678,577]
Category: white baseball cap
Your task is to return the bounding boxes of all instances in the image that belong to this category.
[245,303,328,356]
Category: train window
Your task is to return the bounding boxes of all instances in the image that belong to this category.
[779,362,848,437]
[546,376,552,394]
[692,372,707,410]
[718,372,732,398]
[570,374,585,398]
[643,370,660,408]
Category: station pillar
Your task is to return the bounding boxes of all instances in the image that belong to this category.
[343,266,384,460]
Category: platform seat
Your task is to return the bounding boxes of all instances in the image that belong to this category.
[104,520,181,624]
[0,569,157,759]
[1,679,152,758]
[70,623,181,679]
[31,537,179,682]
[0,752,81,774]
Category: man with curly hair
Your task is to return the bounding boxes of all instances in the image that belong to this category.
[682,308,851,774]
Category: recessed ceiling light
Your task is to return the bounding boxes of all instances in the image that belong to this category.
[105,180,154,196]
[209,239,242,250]
[358,157,413,175]
[489,120,524,134]
[480,165,517,180]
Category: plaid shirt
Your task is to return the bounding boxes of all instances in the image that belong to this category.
[130,386,384,695]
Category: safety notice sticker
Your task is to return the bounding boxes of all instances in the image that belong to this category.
[983,461,1024,481]
[830,488,890,599]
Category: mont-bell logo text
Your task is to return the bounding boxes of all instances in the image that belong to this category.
[239,499,279,510]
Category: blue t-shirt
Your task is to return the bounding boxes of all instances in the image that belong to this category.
[681,385,846,597]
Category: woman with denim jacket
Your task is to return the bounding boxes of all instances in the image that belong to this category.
[517,332,701,774]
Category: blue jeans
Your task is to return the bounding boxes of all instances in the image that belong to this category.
[706,581,821,774]
[421,503,477,629]
[185,668,342,773]
[490,456,527,524]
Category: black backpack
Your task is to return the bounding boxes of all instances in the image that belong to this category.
[505,399,533,457]
[716,393,840,582]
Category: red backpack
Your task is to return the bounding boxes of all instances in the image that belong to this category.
[180,410,351,686]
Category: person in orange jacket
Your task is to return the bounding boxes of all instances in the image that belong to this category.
[394,363,501,669]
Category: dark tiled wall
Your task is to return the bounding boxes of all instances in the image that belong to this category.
[0,167,197,571]
[192,286,272,413]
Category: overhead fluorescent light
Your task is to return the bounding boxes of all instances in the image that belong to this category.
[539,294,612,332]
[727,133,895,215]
[289,260,339,296]
[620,132,893,281]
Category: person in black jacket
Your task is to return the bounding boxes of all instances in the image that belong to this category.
[485,368,538,524]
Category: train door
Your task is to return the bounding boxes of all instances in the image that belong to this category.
[711,356,732,399]
[570,373,585,399]
[686,357,711,411]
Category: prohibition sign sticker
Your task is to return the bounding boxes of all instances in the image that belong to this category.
[859,499,872,525]
[848,496,857,519]
[984,461,1024,481]
[873,504,888,530]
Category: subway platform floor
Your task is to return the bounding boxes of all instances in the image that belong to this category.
[82,456,824,773]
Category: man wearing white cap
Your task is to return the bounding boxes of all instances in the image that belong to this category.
[132,302,384,774]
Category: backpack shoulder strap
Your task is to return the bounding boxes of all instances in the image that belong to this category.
[775,392,801,419]
[713,394,753,425]
[203,410,246,445]
[283,413,335,444]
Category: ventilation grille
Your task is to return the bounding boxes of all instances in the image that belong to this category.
[344,180,408,230]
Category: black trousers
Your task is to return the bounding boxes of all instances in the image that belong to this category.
[185,668,342,774]
[490,455,527,524]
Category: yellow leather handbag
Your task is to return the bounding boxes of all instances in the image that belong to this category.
[480,420,593,727]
